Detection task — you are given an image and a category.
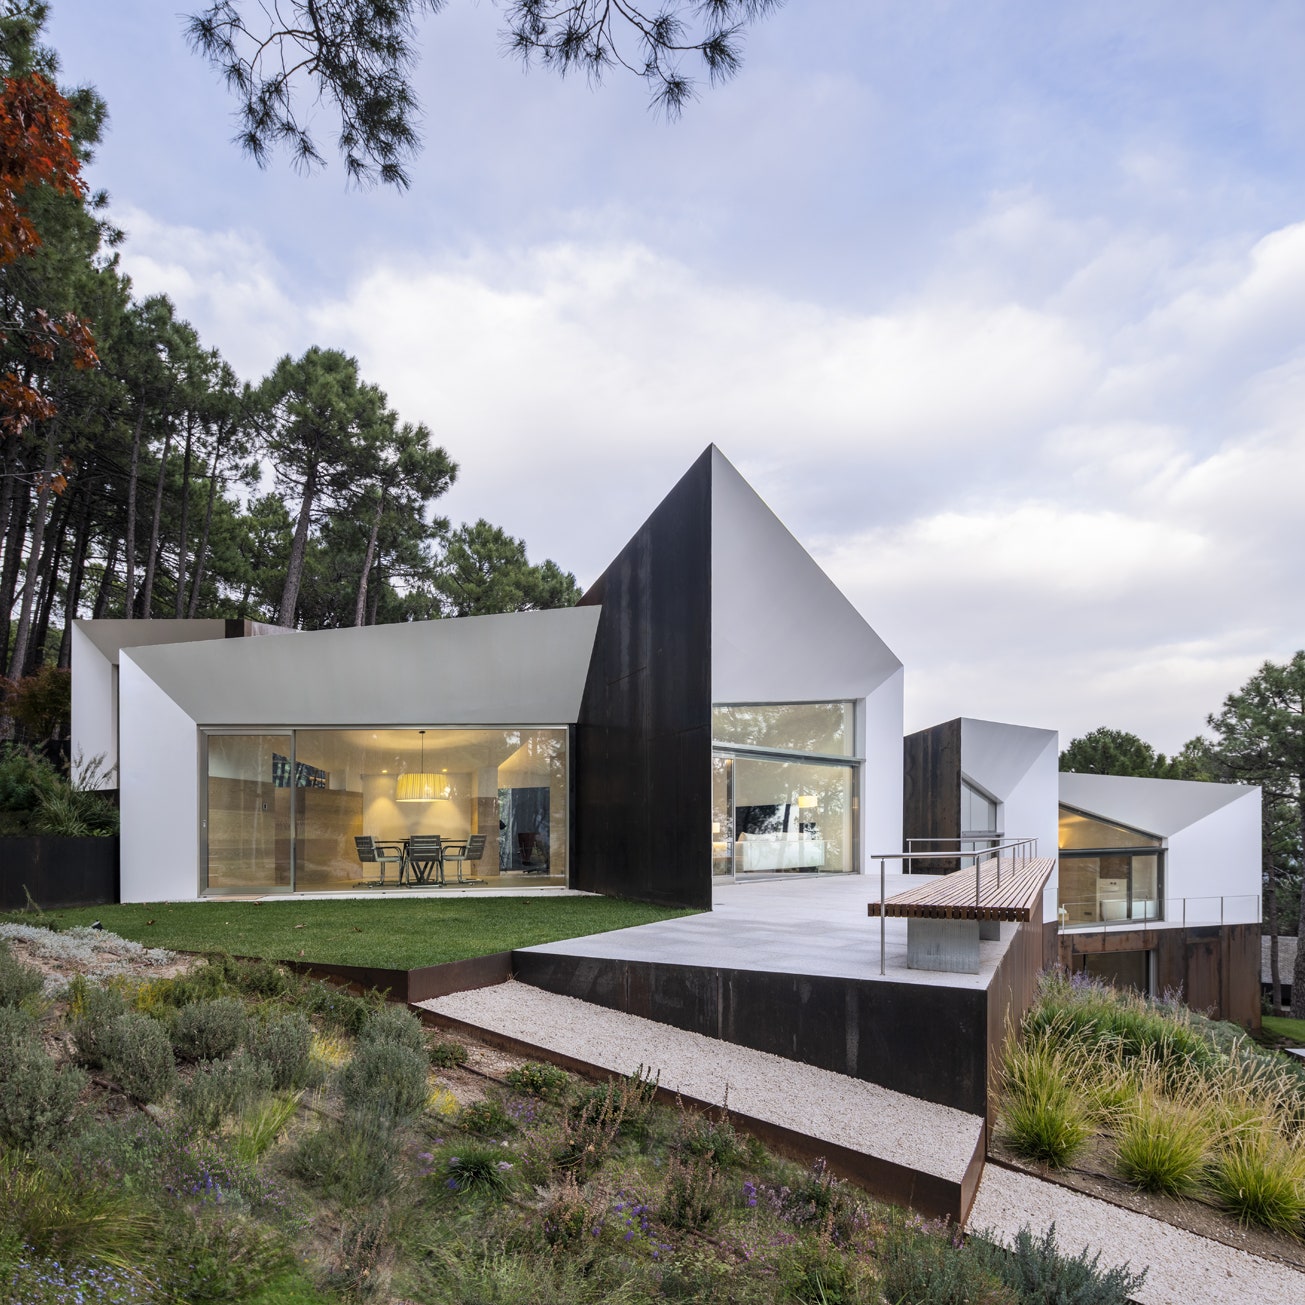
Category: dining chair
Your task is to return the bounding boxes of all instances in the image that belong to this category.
[405,834,445,886]
[441,833,487,884]
[354,835,407,887]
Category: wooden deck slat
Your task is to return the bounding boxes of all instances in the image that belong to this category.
[868,858,1056,923]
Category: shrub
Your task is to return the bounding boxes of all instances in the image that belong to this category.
[0,1160,153,1270]
[775,1237,883,1305]
[172,997,248,1062]
[66,977,127,1069]
[1207,1132,1305,1234]
[359,1003,427,1056]
[0,938,45,1007]
[292,1116,401,1203]
[457,1096,515,1137]
[442,1142,516,1196]
[969,1222,1148,1305]
[338,1039,429,1126]
[505,1060,571,1102]
[575,1068,659,1140]
[232,1092,302,1165]
[153,1211,292,1304]
[0,744,59,813]
[0,1256,150,1305]
[245,1011,313,1090]
[101,1012,176,1103]
[680,1111,746,1167]
[0,1030,86,1151]
[551,1081,627,1180]
[301,981,379,1035]
[658,1152,723,1232]
[876,1225,1014,1305]
[177,1056,271,1130]
[325,1209,394,1301]
[1114,1096,1210,1196]
[429,1038,469,1069]
[1000,1040,1091,1168]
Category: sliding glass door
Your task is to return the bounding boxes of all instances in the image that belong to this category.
[203,733,292,895]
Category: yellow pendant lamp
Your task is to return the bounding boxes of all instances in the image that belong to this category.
[396,730,449,801]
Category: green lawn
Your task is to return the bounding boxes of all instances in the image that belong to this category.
[33,896,697,970]
[1261,1014,1305,1045]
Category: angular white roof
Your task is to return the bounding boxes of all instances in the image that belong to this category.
[960,717,1058,797]
[123,606,602,726]
[1058,771,1257,838]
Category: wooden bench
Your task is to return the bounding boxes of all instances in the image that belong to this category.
[868,857,1056,973]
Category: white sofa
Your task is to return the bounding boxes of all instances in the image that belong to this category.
[734,832,826,873]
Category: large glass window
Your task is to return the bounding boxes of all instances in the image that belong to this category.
[713,702,854,757]
[1058,805,1164,925]
[204,727,568,893]
[712,701,859,879]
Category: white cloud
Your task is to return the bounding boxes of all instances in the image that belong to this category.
[111,200,1305,753]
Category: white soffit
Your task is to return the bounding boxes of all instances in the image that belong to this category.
[960,718,1058,799]
[710,446,902,703]
[123,607,602,726]
[74,618,241,663]
[1058,772,1257,838]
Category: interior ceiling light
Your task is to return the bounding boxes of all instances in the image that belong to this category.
[396,731,449,801]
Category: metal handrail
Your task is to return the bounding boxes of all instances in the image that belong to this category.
[868,838,1040,975]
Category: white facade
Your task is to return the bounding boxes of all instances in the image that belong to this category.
[959,718,1060,922]
[1058,773,1262,927]
[710,448,905,865]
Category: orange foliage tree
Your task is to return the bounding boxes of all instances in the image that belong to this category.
[0,70,97,442]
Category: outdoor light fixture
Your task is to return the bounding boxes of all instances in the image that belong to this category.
[396,730,449,801]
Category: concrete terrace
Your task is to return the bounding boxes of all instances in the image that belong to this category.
[520,870,1045,989]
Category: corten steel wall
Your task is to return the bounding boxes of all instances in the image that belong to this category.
[1057,923,1262,1029]
[984,920,1047,1129]
[0,837,119,909]
[514,950,994,1116]
[903,720,961,874]
[573,449,714,909]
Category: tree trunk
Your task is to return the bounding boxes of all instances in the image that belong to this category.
[353,490,384,626]
[187,436,223,619]
[174,413,195,618]
[141,422,173,618]
[31,487,73,671]
[91,536,119,619]
[57,487,94,669]
[7,422,59,679]
[123,402,145,619]
[277,459,317,627]
[0,448,22,670]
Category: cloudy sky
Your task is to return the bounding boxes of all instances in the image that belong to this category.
[47,1,1304,752]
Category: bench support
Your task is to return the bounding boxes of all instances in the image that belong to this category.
[907,918,980,974]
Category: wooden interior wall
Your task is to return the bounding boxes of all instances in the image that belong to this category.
[572,449,714,909]
[902,719,961,872]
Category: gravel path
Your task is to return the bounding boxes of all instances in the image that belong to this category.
[969,1164,1305,1305]
[420,980,982,1182]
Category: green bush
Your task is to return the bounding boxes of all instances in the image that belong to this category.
[232,1092,302,1165]
[172,997,248,1062]
[0,1032,86,1150]
[359,1002,427,1055]
[1114,1097,1210,1196]
[658,1152,723,1232]
[968,1222,1148,1305]
[101,1012,176,1103]
[429,1037,469,1068]
[292,1116,402,1203]
[680,1112,746,1167]
[301,981,379,1035]
[66,977,127,1068]
[505,1060,570,1102]
[443,1142,516,1196]
[246,1010,313,1090]
[177,1056,271,1130]
[1207,1133,1305,1234]
[457,1096,516,1137]
[0,746,59,813]
[0,1160,153,1270]
[574,1068,660,1141]
[339,1039,428,1126]
[324,1210,394,1301]
[775,1237,882,1305]
[0,1256,150,1305]
[0,938,46,1008]
[873,1224,1013,1305]
[1000,1041,1092,1168]
[153,1211,292,1304]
